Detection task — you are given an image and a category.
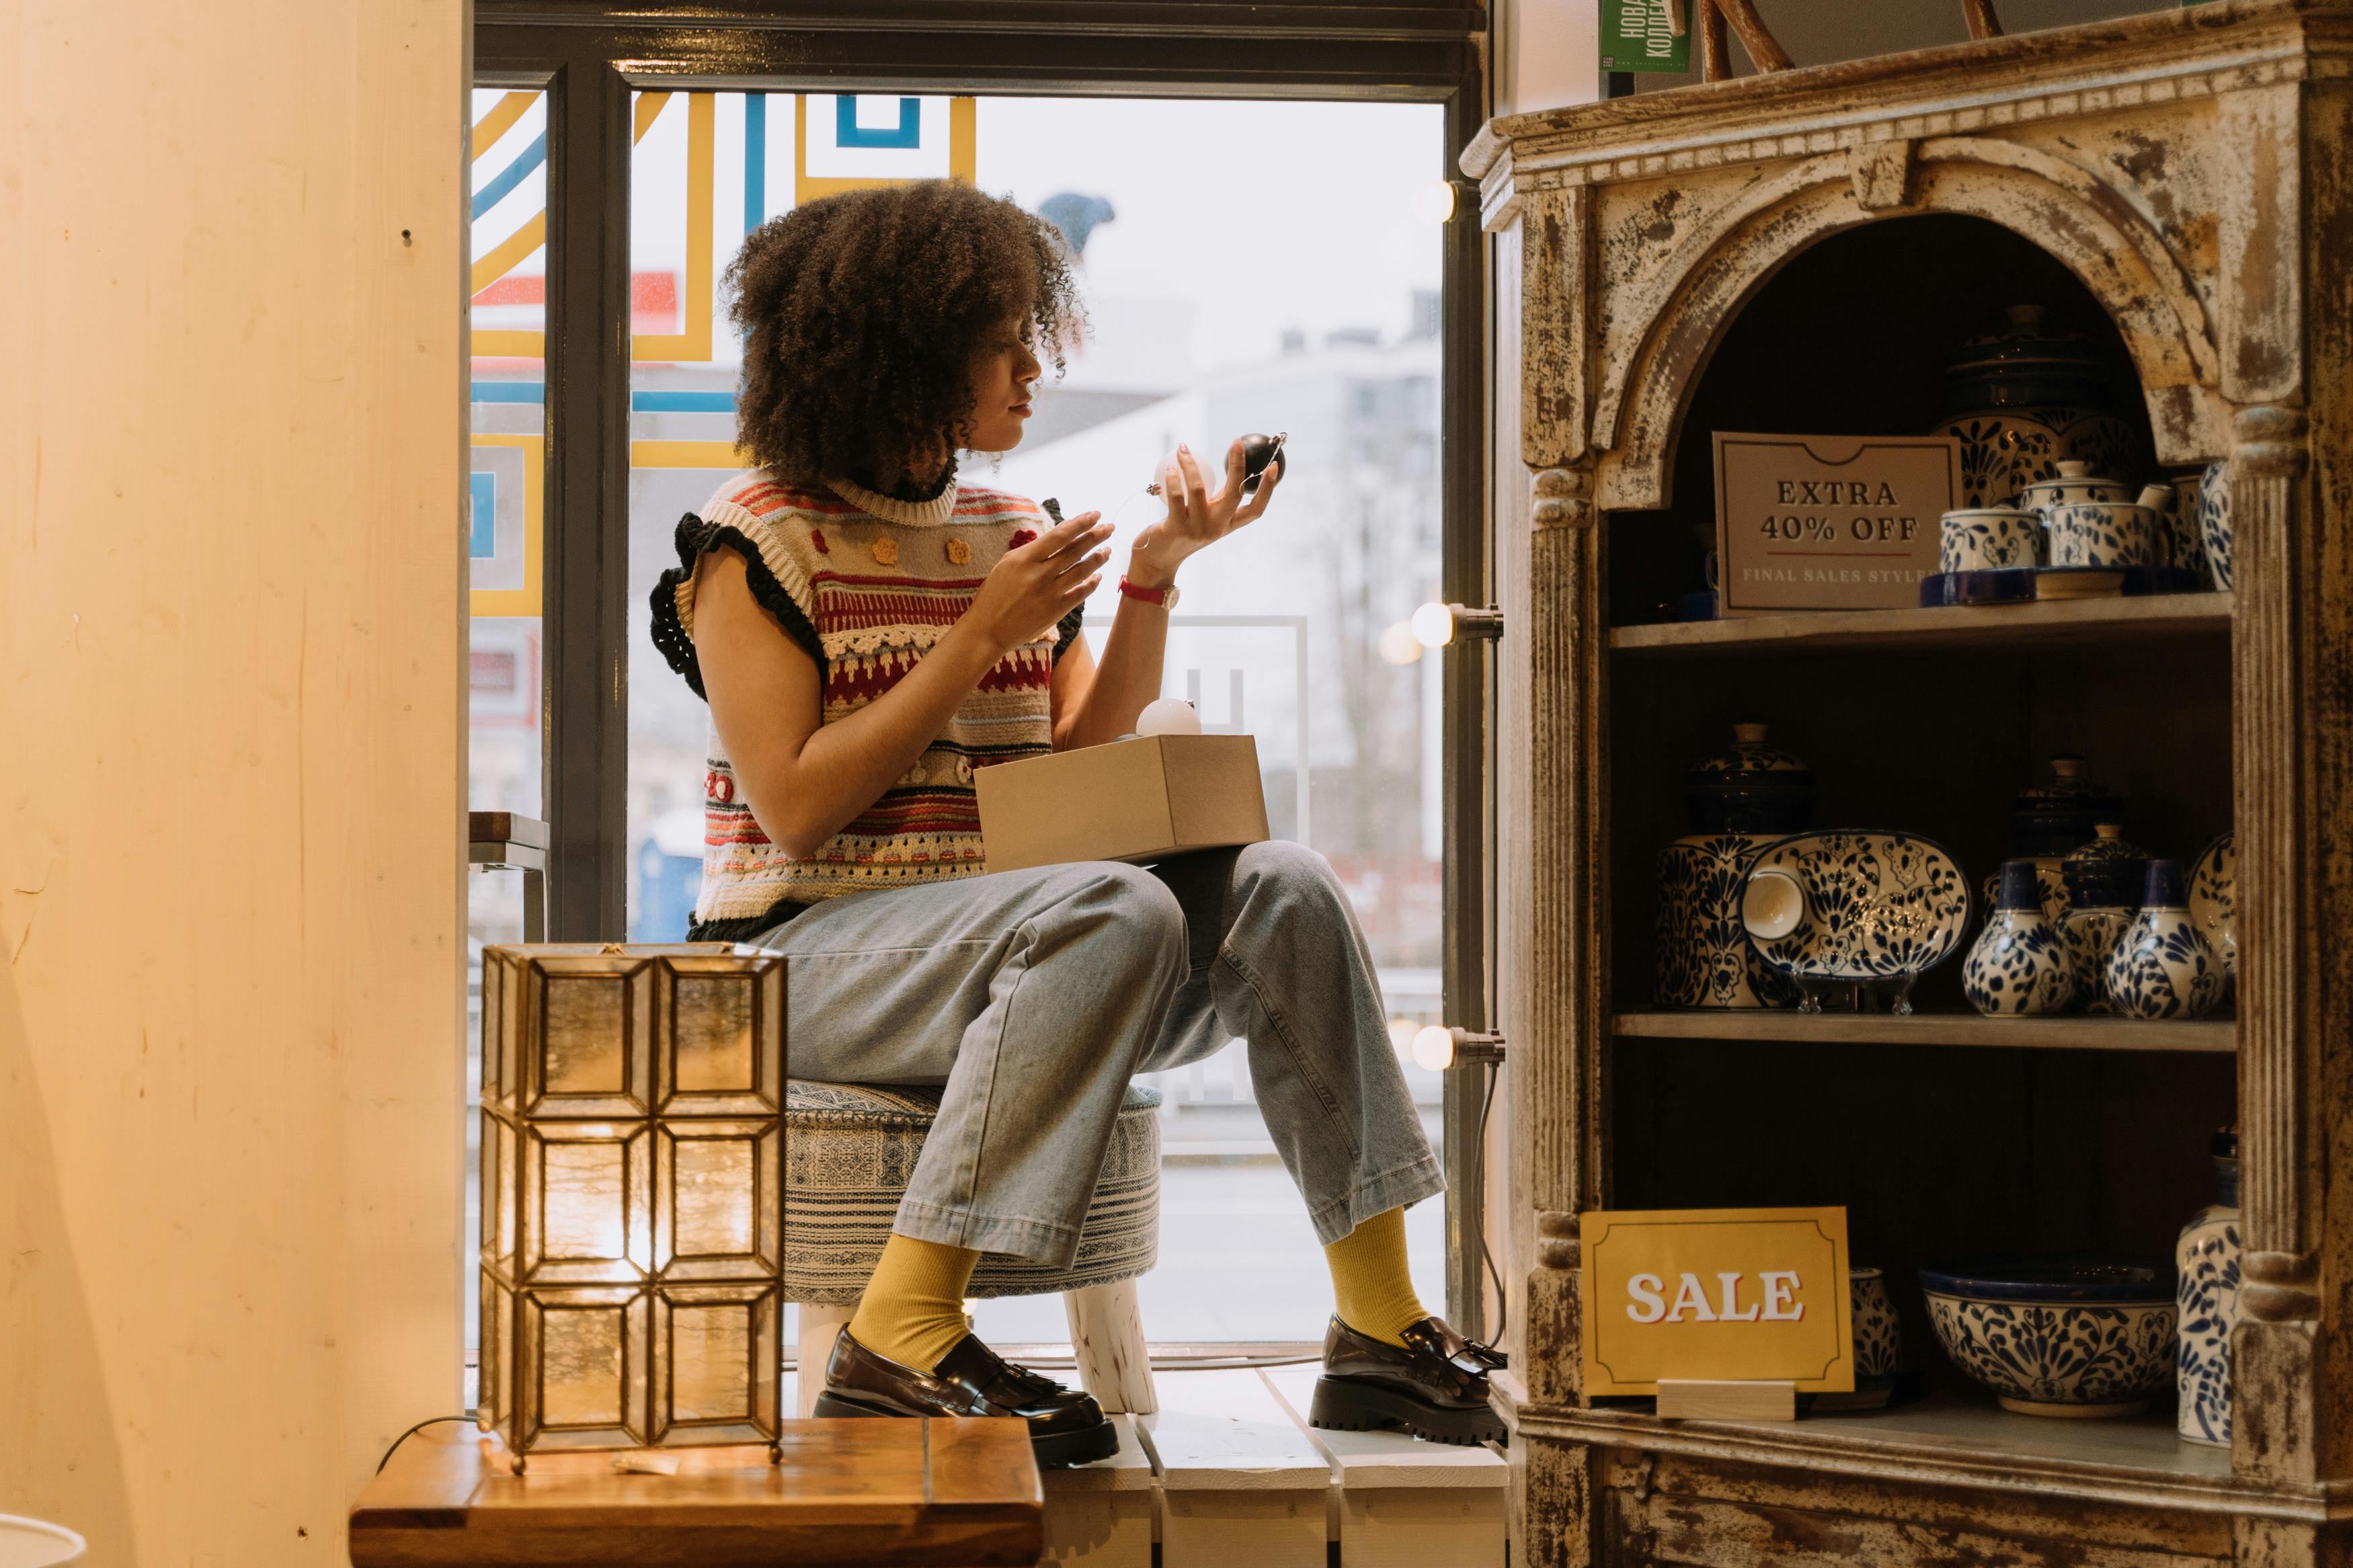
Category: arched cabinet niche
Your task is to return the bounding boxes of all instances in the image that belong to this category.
[1469,5,2353,1566]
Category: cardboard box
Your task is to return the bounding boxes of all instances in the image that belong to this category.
[976,734,1270,872]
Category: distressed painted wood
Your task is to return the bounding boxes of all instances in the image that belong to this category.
[1470,1,2353,1563]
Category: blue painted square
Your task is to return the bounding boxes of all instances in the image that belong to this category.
[836,96,920,150]
[471,471,497,558]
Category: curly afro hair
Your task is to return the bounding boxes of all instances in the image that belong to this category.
[725,180,1083,489]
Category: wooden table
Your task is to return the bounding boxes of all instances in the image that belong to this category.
[350,1419,1043,1567]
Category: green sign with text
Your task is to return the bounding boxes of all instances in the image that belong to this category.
[1601,0,1691,73]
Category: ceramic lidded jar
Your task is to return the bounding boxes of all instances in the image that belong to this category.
[2012,755,2125,856]
[1964,860,2076,1016]
[2018,460,2133,518]
[1654,723,1812,1009]
[2198,460,2234,590]
[1991,755,2126,926]
[2177,1128,2241,1447]
[2108,859,2225,1021]
[2057,825,2147,1014]
[1933,306,2141,508]
[2153,475,2208,577]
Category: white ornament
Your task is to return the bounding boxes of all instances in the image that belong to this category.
[1136,698,1203,737]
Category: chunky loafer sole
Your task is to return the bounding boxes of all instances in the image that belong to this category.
[811,1390,1122,1469]
[1308,1374,1507,1446]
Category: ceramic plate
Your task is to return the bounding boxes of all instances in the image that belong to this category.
[1741,830,1972,981]
[2188,831,2235,972]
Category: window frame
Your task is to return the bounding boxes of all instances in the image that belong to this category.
[474,0,1496,1335]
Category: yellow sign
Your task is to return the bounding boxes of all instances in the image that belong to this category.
[1579,1206,1853,1396]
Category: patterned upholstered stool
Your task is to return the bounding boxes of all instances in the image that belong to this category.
[785,1080,1162,1418]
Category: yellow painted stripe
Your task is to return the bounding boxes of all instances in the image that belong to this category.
[633,440,749,469]
[472,329,543,359]
[793,94,981,204]
[470,433,545,620]
[634,91,670,143]
[633,93,715,363]
[949,97,977,183]
[471,211,546,296]
[472,91,538,162]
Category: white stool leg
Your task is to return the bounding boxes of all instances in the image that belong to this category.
[795,1302,857,1419]
[1064,1278,1156,1415]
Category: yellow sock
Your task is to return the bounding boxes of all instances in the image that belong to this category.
[846,1233,981,1374]
[1324,1206,1430,1348]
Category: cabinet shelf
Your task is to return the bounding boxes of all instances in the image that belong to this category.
[1610,592,2231,658]
[1515,1391,2321,1520]
[1612,1009,2235,1054]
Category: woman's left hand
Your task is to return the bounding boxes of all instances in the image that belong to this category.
[1127,438,1283,589]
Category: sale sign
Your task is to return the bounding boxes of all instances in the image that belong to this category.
[1712,434,1958,614]
[1579,1206,1853,1397]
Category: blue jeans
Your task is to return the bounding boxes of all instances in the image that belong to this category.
[754,840,1442,1267]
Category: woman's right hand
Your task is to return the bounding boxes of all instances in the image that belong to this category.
[961,512,1112,656]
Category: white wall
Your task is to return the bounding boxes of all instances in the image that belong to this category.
[0,2,468,1561]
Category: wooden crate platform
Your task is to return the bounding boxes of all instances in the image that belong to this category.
[784,1363,1509,1566]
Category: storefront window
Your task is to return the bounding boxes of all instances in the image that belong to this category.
[466,86,551,1366]
[622,92,1447,1346]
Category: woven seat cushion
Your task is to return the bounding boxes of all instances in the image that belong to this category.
[783,1081,1160,1304]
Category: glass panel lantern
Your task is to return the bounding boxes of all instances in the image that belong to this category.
[479,944,785,1469]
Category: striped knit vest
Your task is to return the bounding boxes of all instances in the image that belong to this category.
[649,470,1081,938]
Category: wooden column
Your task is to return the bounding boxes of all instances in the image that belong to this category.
[1512,177,1608,1568]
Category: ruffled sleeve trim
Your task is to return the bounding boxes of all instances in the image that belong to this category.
[648,505,826,700]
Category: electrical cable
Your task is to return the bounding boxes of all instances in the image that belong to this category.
[1476,1063,1508,1341]
[376,1413,478,1474]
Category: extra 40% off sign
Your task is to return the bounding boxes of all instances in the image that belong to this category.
[1578,1206,1854,1398]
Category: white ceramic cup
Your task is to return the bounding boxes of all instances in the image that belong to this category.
[1741,868,1808,942]
[1939,508,2042,573]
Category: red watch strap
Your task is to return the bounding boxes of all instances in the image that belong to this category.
[1118,575,1172,606]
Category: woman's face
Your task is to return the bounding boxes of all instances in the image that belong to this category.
[963,320,1042,455]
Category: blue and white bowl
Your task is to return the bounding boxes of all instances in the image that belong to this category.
[1919,1257,2177,1417]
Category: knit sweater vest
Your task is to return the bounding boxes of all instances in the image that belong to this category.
[649,470,1082,940]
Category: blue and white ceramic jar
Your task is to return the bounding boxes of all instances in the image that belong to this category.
[1965,860,2075,1015]
[1657,833,1802,1009]
[1934,308,2142,507]
[2017,459,2131,517]
[2108,860,2225,1021]
[2198,460,2234,591]
[1654,724,1810,1009]
[2177,1128,2241,1447]
[2056,829,2143,1013]
[2155,473,2208,577]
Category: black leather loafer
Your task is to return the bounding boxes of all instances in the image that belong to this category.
[812,1327,1121,1468]
[1308,1315,1507,1446]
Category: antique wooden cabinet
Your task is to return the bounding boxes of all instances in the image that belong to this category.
[1466,3,2353,1563]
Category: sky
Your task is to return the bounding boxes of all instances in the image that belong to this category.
[586,91,1447,379]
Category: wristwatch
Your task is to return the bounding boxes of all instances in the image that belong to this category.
[1119,575,1180,610]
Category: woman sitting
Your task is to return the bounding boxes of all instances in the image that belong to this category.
[650,178,1500,1467]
